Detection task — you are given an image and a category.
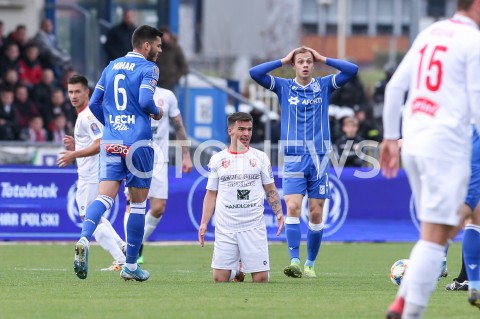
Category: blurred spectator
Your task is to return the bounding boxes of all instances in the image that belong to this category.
[249,107,265,144]
[20,115,46,142]
[335,116,364,167]
[6,24,28,59]
[0,88,18,140]
[32,19,72,78]
[18,43,43,88]
[13,84,40,129]
[47,87,76,133]
[156,26,188,91]
[330,72,367,114]
[31,68,56,111]
[372,63,397,132]
[59,67,76,97]
[0,21,7,60]
[0,43,20,79]
[355,108,381,142]
[48,112,68,142]
[104,8,136,62]
[1,68,19,91]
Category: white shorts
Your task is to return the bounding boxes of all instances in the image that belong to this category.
[212,226,270,273]
[76,180,98,217]
[402,155,469,226]
[148,161,168,199]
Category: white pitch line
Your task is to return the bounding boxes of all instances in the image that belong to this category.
[14,267,67,271]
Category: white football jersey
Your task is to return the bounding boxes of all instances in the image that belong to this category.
[151,87,180,163]
[384,14,480,160]
[206,147,274,233]
[74,106,103,182]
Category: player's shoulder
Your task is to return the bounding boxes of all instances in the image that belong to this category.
[209,149,229,165]
[247,147,270,162]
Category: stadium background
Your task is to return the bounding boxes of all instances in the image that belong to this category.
[0,0,462,243]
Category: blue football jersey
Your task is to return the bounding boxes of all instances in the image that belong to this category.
[271,76,336,155]
[91,52,159,146]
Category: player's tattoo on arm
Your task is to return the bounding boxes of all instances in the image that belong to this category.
[266,190,282,216]
[171,116,190,155]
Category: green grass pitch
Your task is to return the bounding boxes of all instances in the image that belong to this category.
[0,242,475,319]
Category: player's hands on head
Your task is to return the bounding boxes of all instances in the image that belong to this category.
[303,46,326,63]
[198,223,207,247]
[281,48,298,65]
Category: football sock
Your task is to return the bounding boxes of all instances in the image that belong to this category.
[93,220,125,263]
[404,240,444,309]
[126,200,146,264]
[101,216,124,249]
[229,270,237,282]
[80,195,114,241]
[285,217,301,261]
[305,222,324,267]
[455,252,467,282]
[463,224,480,290]
[143,211,162,242]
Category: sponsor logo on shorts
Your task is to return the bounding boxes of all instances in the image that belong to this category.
[105,144,130,157]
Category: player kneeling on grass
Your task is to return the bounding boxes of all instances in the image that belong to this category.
[198,112,284,283]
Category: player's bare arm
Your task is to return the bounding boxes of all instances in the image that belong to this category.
[264,183,284,236]
[151,107,163,120]
[58,139,101,167]
[171,114,193,173]
[198,190,217,247]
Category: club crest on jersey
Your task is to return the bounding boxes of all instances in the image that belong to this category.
[249,159,257,167]
[222,159,230,168]
[311,81,320,93]
[156,98,164,107]
[152,66,159,80]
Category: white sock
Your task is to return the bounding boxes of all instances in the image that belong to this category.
[229,270,236,282]
[93,222,126,263]
[404,240,445,312]
[123,211,129,241]
[143,211,162,242]
[101,217,124,249]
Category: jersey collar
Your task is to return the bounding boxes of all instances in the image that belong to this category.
[125,52,146,59]
[294,78,314,88]
[78,104,88,114]
[228,146,249,154]
[449,13,478,29]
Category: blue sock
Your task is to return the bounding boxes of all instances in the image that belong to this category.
[463,224,480,290]
[126,201,146,264]
[285,217,301,262]
[306,223,323,267]
[80,195,113,241]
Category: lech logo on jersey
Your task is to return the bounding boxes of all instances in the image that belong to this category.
[300,174,349,238]
[237,189,250,200]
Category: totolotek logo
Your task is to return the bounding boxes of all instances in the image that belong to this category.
[1,182,58,198]
[67,181,120,228]
[300,174,349,238]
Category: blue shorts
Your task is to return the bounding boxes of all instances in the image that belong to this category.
[282,154,330,199]
[466,127,480,210]
[99,143,154,189]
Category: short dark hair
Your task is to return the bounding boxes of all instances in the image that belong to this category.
[458,0,475,10]
[291,47,314,64]
[68,74,89,89]
[131,25,163,49]
[227,112,253,127]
